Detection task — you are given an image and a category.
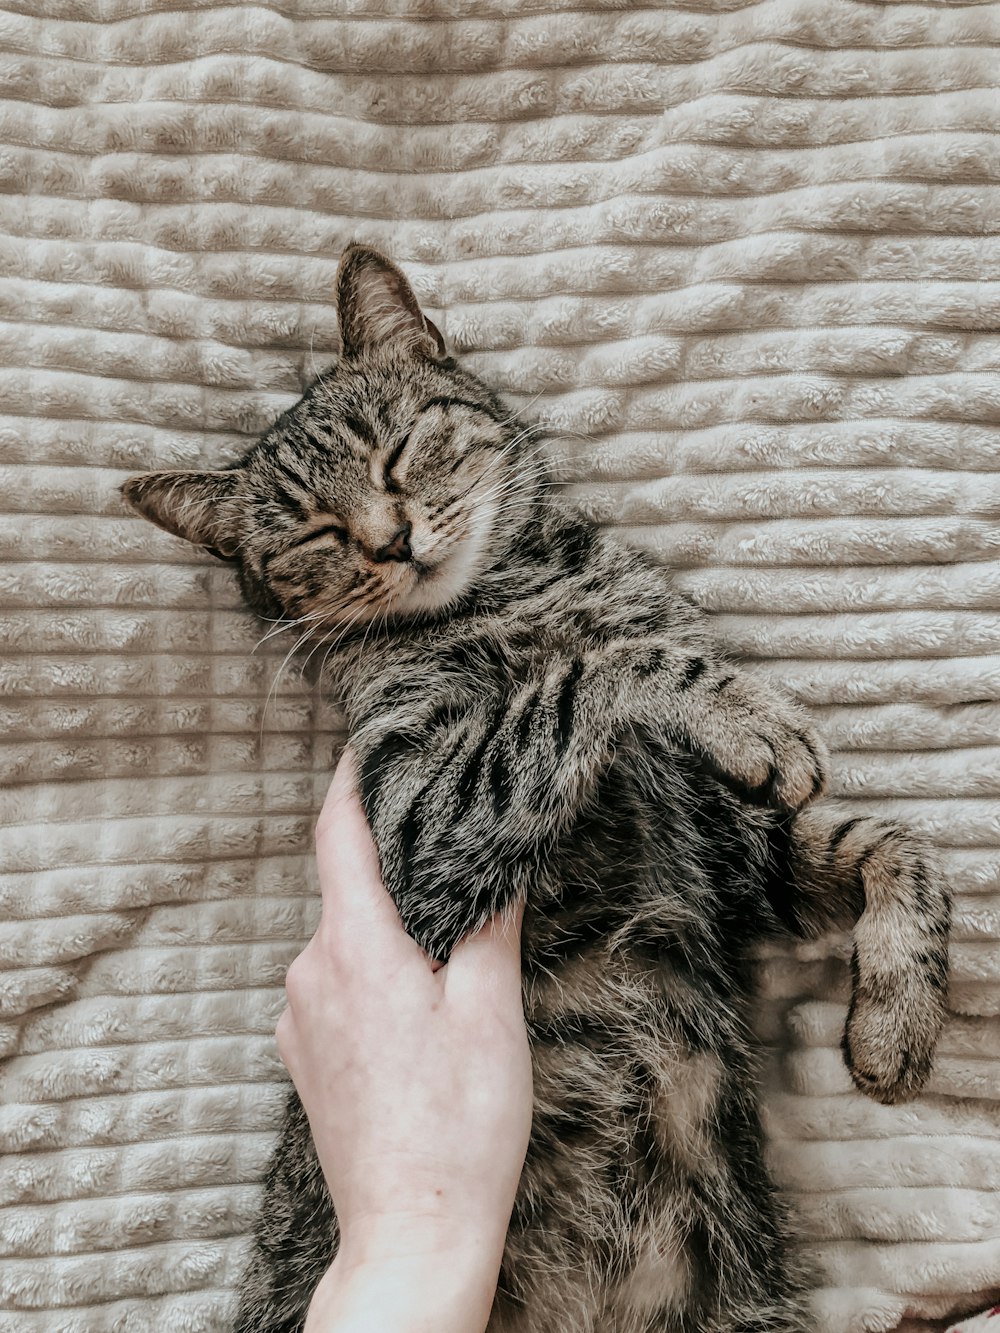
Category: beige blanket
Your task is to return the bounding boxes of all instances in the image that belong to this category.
[2,1,999,1328]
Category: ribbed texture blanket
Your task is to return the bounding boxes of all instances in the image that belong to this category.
[1,2,998,1329]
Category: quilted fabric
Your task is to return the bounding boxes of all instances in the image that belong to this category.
[1,1,998,1329]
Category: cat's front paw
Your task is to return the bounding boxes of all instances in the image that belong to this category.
[706,681,829,813]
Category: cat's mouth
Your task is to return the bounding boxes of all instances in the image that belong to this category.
[391,518,489,616]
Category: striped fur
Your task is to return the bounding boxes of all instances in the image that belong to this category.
[123,247,950,1333]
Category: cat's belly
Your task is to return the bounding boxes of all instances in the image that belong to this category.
[497,932,734,1332]
[500,861,802,1331]
[494,1001,804,1331]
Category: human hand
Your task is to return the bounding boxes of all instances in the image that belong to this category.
[276,750,533,1333]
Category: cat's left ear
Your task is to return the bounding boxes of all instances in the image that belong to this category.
[120,470,242,557]
[336,245,446,361]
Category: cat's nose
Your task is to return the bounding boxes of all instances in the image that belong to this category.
[373,521,412,564]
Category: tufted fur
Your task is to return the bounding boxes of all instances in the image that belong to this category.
[124,249,950,1333]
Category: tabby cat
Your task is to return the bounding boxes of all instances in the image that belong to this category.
[122,246,951,1333]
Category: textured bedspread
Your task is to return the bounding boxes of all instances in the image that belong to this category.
[2,1,999,1328]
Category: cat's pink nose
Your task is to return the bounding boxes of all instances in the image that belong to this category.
[373,521,412,563]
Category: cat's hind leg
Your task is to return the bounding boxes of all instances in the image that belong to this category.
[770,808,951,1105]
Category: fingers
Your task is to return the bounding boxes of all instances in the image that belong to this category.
[314,747,424,972]
[314,749,526,993]
[445,900,524,1005]
[315,749,372,869]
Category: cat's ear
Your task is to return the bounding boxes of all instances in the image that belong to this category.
[336,245,446,360]
[121,470,241,557]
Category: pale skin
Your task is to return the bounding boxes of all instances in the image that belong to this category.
[276,752,534,1333]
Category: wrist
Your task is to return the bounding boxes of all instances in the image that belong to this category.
[305,1250,500,1333]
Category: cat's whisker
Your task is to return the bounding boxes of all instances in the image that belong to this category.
[313,583,396,688]
[475,463,544,507]
[489,429,549,472]
[300,590,375,673]
[494,388,545,427]
[251,610,324,653]
[306,573,392,667]
[456,431,550,501]
[472,468,546,520]
[444,449,547,521]
[307,604,371,685]
[258,621,323,746]
[350,610,384,674]
[257,585,384,743]
[256,590,377,736]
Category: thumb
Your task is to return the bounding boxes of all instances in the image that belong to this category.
[314,747,424,972]
[445,899,524,1004]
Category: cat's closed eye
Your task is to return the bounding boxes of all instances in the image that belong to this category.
[286,522,349,551]
[383,435,410,492]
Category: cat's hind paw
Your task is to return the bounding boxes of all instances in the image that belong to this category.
[841,830,950,1104]
[757,717,829,812]
[842,982,944,1104]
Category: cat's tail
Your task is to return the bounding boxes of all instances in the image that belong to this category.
[768,806,951,1105]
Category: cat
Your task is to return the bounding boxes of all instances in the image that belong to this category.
[122,245,951,1333]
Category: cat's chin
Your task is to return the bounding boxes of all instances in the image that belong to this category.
[398,547,477,616]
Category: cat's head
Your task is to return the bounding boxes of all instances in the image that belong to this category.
[122,246,540,629]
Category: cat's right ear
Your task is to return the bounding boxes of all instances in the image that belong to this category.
[336,245,446,361]
[120,470,241,557]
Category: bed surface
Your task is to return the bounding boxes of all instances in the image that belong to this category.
[2,2,999,1328]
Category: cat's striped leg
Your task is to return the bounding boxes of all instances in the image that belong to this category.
[772,807,951,1104]
[651,661,829,813]
[571,627,830,814]
[527,529,830,814]
[352,655,631,960]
